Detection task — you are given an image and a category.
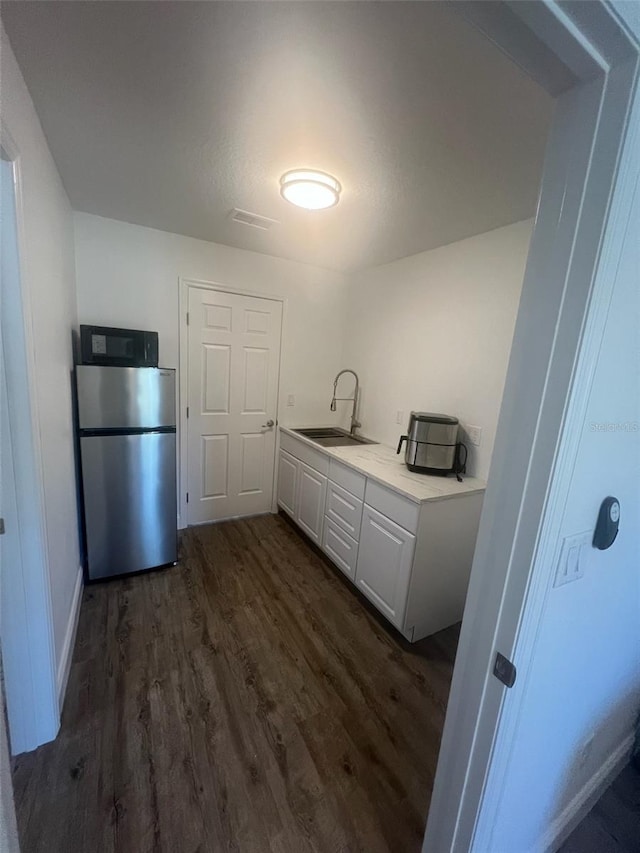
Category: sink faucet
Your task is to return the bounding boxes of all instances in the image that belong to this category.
[330,369,361,436]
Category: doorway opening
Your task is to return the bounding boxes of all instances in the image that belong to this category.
[4,3,638,852]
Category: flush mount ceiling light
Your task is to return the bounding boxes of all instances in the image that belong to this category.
[279,169,341,210]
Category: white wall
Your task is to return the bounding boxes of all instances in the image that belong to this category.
[73,212,349,428]
[74,214,529,489]
[1,26,81,698]
[342,220,531,479]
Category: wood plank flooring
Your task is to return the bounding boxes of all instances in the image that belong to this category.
[559,763,640,853]
[13,514,460,853]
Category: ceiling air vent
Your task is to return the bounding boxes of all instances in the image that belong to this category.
[230,208,279,231]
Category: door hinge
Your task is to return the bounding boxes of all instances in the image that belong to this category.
[186,406,189,419]
[186,493,189,504]
[186,312,189,326]
[0,518,4,535]
[493,652,517,688]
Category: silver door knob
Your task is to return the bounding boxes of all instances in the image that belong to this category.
[262,419,275,428]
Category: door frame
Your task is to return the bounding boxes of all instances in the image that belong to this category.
[178,278,285,528]
[0,132,59,752]
[424,2,639,850]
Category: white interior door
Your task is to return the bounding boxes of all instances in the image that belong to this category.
[186,287,282,524]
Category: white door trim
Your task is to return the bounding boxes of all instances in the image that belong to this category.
[473,105,640,853]
[0,130,59,752]
[178,277,285,528]
[423,2,639,850]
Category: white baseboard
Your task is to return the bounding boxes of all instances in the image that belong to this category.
[542,733,635,852]
[56,566,83,712]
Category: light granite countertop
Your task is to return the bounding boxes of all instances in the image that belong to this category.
[280,427,486,504]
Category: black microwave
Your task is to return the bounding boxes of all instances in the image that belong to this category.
[80,325,159,367]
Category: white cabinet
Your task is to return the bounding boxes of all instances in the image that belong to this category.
[277,450,298,518]
[277,449,327,544]
[355,505,415,629]
[277,430,484,642]
[296,462,327,545]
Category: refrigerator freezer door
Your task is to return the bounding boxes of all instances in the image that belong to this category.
[76,366,175,430]
[80,432,177,579]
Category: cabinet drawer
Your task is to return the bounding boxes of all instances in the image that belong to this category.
[364,480,420,533]
[325,481,363,541]
[322,517,359,580]
[279,431,329,476]
[328,459,366,500]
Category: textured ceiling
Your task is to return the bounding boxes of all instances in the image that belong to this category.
[2,1,553,271]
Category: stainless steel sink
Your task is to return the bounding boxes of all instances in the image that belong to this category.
[293,427,378,448]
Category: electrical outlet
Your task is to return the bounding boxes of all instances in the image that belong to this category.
[553,531,591,587]
[286,394,295,407]
[396,410,404,425]
[467,425,482,446]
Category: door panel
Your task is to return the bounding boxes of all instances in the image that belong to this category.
[202,434,228,498]
[245,309,270,334]
[355,505,415,629]
[240,433,265,494]
[187,288,282,523]
[203,345,230,413]
[206,303,232,330]
[242,347,268,412]
[277,450,298,517]
[296,462,327,544]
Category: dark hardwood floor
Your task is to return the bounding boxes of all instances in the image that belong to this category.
[559,763,640,853]
[13,514,460,853]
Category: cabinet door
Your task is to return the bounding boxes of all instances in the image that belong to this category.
[355,505,416,629]
[296,462,327,545]
[277,449,299,517]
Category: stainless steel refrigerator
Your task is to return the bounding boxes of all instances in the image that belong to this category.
[76,365,177,581]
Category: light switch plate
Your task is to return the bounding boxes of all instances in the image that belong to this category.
[286,394,295,407]
[396,410,404,424]
[553,531,591,587]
